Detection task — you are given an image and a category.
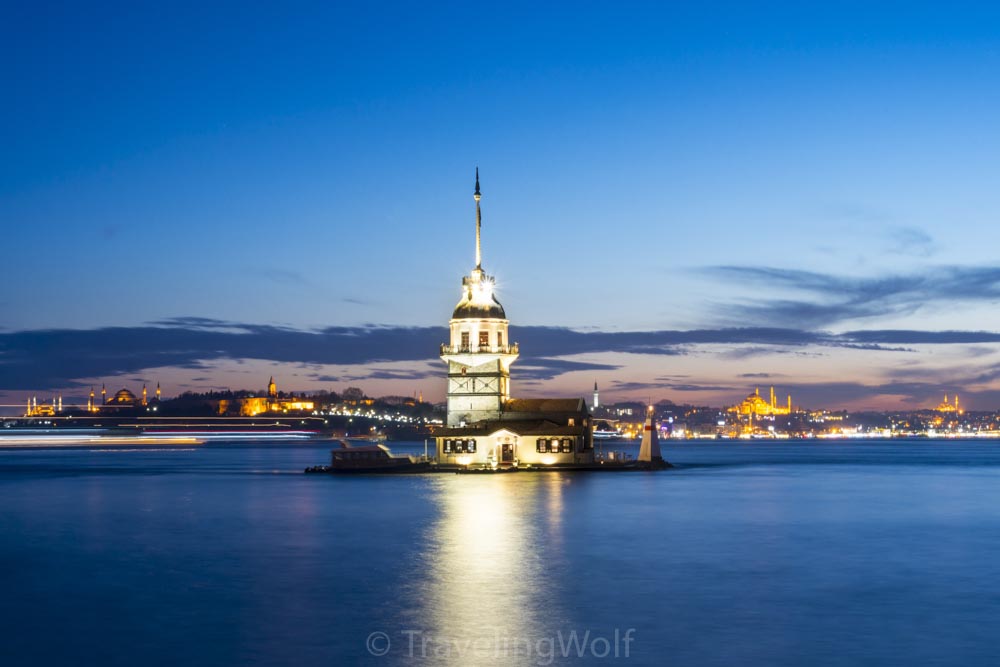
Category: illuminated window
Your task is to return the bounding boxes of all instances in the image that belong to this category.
[443,440,452,454]
[537,439,556,453]
[466,439,477,453]
[479,331,489,348]
[460,332,470,349]
[561,438,573,453]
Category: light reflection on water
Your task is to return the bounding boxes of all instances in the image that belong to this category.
[400,475,568,665]
[4,441,1000,665]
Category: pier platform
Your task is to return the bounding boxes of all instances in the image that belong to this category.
[305,459,671,475]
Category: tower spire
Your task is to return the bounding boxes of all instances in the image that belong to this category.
[474,167,482,269]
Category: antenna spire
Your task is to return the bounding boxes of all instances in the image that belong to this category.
[474,167,482,269]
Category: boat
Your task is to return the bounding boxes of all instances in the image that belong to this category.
[592,420,625,440]
[305,440,430,474]
[345,433,387,444]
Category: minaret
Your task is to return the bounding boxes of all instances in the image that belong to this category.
[955,395,960,411]
[770,386,776,409]
[440,170,519,426]
[101,384,107,404]
[638,405,665,466]
[787,394,792,413]
[156,382,161,401]
[57,395,62,412]
[593,381,600,410]
[142,384,148,406]
[89,387,95,412]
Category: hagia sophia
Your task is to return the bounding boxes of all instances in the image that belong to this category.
[87,382,161,411]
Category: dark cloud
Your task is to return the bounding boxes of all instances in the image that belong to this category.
[611,381,683,392]
[706,265,1000,328]
[3,317,1000,392]
[721,346,825,360]
[341,368,437,382]
[668,384,741,392]
[517,358,622,381]
[612,380,740,393]
[845,329,1000,345]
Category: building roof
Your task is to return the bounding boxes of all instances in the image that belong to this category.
[504,398,586,414]
[436,419,587,438]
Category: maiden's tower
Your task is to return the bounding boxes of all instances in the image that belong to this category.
[435,171,594,468]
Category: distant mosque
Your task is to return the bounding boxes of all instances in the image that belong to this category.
[434,171,595,467]
[935,393,961,413]
[26,382,162,416]
[86,382,160,412]
[728,386,795,417]
[24,395,62,417]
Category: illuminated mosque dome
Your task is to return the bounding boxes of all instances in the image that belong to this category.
[728,386,793,416]
[110,388,138,405]
[935,393,960,413]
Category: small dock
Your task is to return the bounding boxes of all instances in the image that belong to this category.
[306,457,670,475]
[304,431,671,475]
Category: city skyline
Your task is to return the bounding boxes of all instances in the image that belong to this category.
[4,2,1000,410]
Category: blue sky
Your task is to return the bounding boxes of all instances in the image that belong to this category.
[3,2,1000,410]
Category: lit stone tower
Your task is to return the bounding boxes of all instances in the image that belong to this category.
[440,170,519,427]
[593,381,600,410]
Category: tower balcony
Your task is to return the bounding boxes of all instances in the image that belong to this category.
[440,343,519,356]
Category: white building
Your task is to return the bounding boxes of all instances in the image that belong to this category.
[435,171,594,468]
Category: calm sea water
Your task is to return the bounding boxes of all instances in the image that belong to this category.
[2,440,1000,666]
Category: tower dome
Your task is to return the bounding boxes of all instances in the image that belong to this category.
[452,273,506,319]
